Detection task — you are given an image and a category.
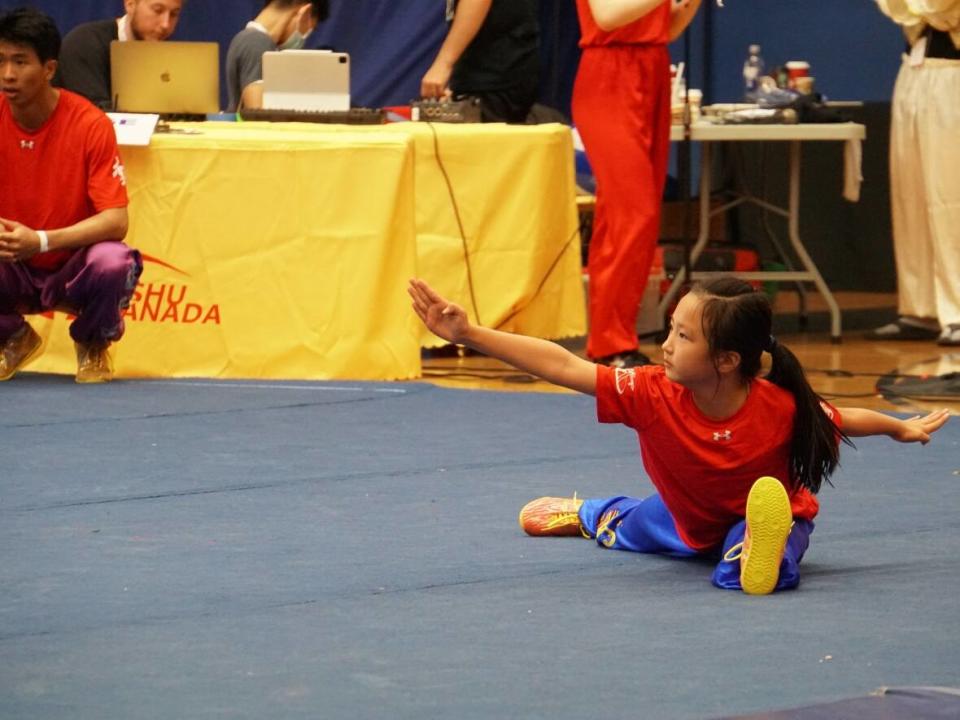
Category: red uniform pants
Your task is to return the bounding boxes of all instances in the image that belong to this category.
[573,44,671,359]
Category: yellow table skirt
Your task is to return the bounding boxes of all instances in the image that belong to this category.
[29,121,584,380]
[382,122,585,347]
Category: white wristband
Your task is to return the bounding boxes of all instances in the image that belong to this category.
[37,230,49,253]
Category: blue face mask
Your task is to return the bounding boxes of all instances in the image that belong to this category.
[280,28,312,50]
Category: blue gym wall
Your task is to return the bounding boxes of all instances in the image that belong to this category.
[686,1,904,105]
[2,1,906,111]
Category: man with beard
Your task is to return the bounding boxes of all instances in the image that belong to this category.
[57,0,184,110]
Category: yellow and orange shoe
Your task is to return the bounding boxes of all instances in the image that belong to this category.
[724,476,793,595]
[75,342,114,384]
[0,324,42,381]
[518,495,586,537]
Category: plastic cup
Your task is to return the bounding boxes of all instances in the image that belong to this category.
[785,61,810,89]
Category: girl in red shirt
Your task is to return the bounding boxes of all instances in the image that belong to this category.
[408,276,950,595]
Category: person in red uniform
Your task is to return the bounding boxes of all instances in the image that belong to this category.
[408,275,949,595]
[0,7,142,383]
[574,0,701,368]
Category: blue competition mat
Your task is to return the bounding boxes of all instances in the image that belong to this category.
[2,376,958,720]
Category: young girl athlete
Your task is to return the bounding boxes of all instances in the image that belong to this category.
[408,277,950,595]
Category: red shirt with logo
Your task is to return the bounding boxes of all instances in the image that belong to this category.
[575,0,670,47]
[0,89,128,271]
[596,364,837,551]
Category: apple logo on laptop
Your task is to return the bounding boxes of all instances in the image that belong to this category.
[161,71,171,83]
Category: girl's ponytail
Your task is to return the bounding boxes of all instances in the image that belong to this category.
[765,339,851,493]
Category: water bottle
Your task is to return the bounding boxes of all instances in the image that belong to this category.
[742,44,765,97]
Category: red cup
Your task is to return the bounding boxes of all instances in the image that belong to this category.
[785,61,810,89]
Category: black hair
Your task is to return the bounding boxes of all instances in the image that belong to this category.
[692,277,852,494]
[265,0,330,22]
[0,7,61,63]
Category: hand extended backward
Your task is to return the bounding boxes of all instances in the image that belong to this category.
[892,408,951,444]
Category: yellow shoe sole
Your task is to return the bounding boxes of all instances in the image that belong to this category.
[740,476,793,596]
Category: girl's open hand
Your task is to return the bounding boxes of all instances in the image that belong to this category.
[893,408,951,444]
[408,278,469,345]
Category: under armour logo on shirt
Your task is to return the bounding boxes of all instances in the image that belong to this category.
[20,140,34,150]
[713,430,732,441]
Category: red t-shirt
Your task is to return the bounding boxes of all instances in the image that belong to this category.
[575,0,670,47]
[596,364,837,551]
[0,89,128,271]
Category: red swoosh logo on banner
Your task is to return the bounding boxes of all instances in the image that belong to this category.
[141,253,190,277]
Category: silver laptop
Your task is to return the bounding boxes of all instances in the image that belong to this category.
[110,41,220,114]
[262,50,351,112]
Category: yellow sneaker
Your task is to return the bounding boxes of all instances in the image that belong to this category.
[724,476,793,595]
[0,324,42,381]
[75,342,113,384]
[518,495,586,537]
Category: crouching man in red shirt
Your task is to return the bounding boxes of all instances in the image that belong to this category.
[0,7,142,383]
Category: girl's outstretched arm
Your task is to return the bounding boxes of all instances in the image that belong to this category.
[408,278,598,395]
[840,407,951,444]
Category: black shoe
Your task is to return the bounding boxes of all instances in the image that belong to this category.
[594,349,651,368]
[421,344,476,359]
[865,318,940,341]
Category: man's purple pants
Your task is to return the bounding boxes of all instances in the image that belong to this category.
[0,242,142,345]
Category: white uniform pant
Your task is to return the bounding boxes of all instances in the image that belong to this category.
[889,55,960,326]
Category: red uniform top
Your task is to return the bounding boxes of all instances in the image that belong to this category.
[575,0,670,46]
[596,364,836,551]
[0,89,128,271]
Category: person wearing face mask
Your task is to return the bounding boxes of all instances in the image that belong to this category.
[225,0,330,112]
[56,0,185,110]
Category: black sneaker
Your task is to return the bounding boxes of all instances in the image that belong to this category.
[594,349,651,368]
[421,344,476,359]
